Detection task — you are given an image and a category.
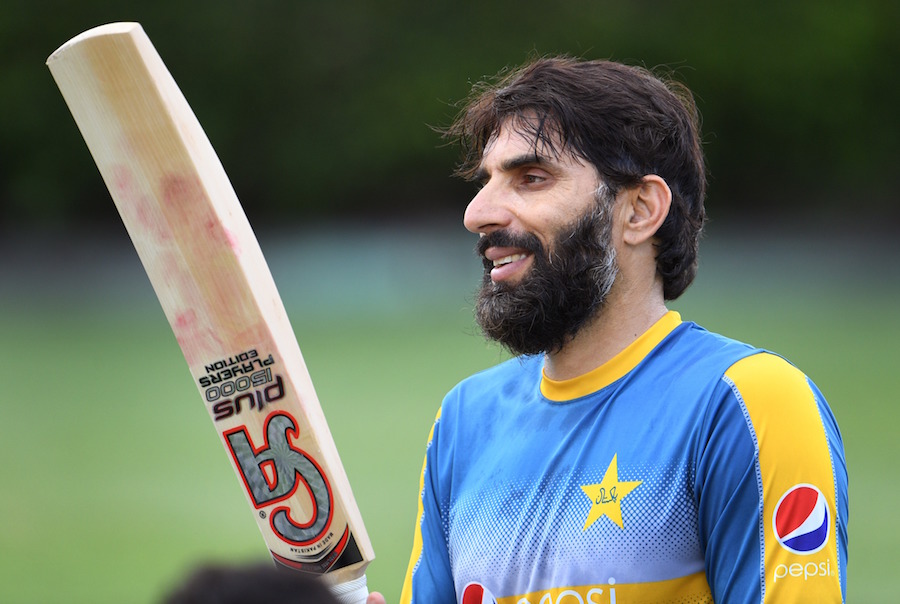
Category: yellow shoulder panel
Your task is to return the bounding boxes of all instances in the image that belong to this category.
[725,353,841,601]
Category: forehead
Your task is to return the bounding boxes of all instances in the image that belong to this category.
[480,116,585,170]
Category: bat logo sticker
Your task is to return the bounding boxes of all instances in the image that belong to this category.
[225,411,334,546]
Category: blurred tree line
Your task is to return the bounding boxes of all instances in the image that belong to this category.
[3,0,898,229]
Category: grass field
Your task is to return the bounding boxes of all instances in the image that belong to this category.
[1,225,896,603]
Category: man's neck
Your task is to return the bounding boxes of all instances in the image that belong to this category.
[542,286,668,382]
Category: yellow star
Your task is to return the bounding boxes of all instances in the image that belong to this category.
[580,454,642,530]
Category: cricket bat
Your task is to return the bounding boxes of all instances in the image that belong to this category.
[46,22,373,603]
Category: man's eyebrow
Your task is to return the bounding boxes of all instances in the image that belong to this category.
[501,153,546,172]
[473,153,547,182]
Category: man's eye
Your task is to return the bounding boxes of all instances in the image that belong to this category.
[523,173,546,184]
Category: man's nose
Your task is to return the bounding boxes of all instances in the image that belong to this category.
[463,181,514,235]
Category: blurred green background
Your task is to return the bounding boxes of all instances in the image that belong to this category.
[2,1,898,602]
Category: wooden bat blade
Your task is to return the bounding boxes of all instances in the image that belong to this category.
[47,22,373,601]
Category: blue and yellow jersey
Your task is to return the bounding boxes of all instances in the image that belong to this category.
[401,311,848,603]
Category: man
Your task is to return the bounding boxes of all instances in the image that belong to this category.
[371,57,848,603]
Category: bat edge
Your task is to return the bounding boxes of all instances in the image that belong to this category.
[46,22,143,65]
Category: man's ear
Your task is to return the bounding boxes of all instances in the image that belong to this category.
[622,175,672,246]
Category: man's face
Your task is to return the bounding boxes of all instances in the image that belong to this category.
[463,120,619,355]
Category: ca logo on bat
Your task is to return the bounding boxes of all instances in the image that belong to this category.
[224,411,334,546]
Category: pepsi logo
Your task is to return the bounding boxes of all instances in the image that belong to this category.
[462,582,498,604]
[773,484,830,555]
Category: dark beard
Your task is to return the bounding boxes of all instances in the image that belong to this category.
[474,201,618,356]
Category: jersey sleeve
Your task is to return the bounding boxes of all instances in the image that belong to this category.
[697,352,848,603]
[400,406,456,604]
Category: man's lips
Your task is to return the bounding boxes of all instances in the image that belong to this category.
[484,246,532,282]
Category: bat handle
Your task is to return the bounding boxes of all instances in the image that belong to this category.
[329,574,369,604]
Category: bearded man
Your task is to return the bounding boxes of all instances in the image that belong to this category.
[369,57,847,604]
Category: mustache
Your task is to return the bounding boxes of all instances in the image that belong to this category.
[475,230,544,260]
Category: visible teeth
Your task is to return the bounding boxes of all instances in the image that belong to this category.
[493,253,527,268]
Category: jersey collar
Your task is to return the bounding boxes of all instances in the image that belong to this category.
[540,310,682,402]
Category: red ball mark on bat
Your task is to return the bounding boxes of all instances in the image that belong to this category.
[204,216,241,255]
[174,310,196,330]
[111,165,170,241]
[111,165,132,195]
[173,309,200,364]
[162,174,206,220]
[161,175,237,252]
[172,309,222,367]
[223,227,241,254]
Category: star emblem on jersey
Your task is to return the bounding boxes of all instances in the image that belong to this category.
[580,454,642,530]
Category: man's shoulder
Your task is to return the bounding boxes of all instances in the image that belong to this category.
[722,351,822,411]
[653,320,761,378]
[670,321,808,385]
[668,319,754,352]
[668,323,829,420]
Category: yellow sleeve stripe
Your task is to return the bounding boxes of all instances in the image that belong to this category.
[400,407,442,604]
[724,353,842,601]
